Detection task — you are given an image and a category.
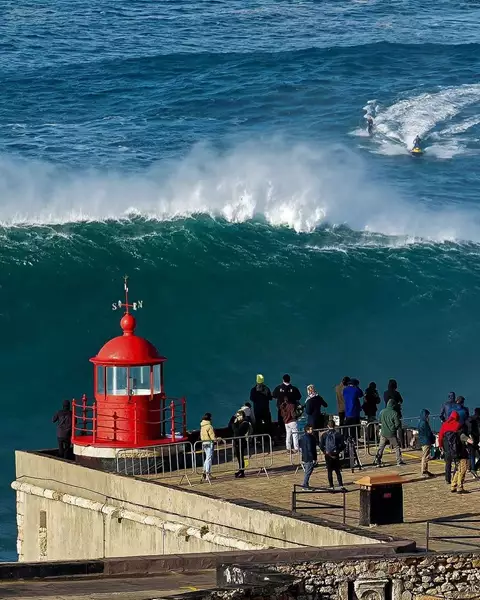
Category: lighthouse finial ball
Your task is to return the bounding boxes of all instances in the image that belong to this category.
[120,312,136,336]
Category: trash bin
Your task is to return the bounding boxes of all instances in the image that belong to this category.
[355,474,404,526]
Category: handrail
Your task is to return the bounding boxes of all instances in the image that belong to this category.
[426,517,480,551]
[291,484,346,524]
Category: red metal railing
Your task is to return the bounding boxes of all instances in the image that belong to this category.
[71,395,187,446]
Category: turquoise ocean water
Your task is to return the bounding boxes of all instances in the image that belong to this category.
[1,0,480,559]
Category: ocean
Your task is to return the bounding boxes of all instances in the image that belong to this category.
[1,0,480,560]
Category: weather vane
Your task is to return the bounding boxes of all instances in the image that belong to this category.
[111,275,143,313]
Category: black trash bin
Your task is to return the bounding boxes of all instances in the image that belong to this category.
[356,474,404,526]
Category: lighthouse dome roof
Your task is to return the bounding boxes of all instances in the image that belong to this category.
[90,313,166,366]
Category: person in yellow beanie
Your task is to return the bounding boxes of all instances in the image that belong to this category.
[250,374,272,435]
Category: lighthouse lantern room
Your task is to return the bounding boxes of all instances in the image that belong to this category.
[72,277,187,466]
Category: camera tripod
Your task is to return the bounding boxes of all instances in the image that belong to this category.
[345,436,363,472]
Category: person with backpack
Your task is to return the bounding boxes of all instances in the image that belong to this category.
[299,424,318,489]
[418,409,436,477]
[280,396,299,454]
[374,399,406,467]
[439,410,474,493]
[319,420,347,492]
[272,374,302,437]
[438,410,462,485]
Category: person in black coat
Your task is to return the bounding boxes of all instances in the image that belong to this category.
[272,374,301,437]
[232,410,250,478]
[53,400,73,459]
[250,374,273,435]
[305,384,328,433]
[299,425,317,488]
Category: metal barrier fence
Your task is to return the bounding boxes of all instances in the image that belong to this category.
[291,484,346,524]
[192,434,273,478]
[115,441,195,485]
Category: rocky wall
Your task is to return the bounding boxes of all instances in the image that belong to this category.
[274,554,480,599]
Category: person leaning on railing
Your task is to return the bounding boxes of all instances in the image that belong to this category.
[200,413,224,481]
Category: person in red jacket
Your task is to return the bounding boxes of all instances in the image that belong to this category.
[438,411,462,485]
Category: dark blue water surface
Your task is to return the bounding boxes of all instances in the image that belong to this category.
[1,0,480,560]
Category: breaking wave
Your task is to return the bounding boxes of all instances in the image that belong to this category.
[1,141,480,243]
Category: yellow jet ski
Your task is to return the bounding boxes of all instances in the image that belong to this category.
[410,146,423,156]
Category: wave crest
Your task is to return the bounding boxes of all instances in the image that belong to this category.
[1,141,480,241]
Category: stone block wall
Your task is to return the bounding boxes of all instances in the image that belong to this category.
[274,554,480,599]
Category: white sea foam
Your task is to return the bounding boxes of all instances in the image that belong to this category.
[1,143,480,241]
[357,84,480,157]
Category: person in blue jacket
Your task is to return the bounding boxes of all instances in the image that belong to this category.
[440,392,456,422]
[418,409,436,477]
[451,396,470,426]
[343,378,363,439]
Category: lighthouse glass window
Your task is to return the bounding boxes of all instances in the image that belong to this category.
[128,366,151,395]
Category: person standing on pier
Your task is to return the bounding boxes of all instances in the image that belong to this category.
[232,410,250,478]
[418,409,436,478]
[272,374,301,437]
[299,424,317,489]
[280,396,300,454]
[440,391,456,422]
[52,400,73,459]
[305,384,328,433]
[250,374,272,435]
[200,413,223,481]
[374,399,406,467]
[467,408,480,477]
[362,381,381,441]
[319,420,347,492]
[343,378,363,439]
[438,410,462,485]
[335,376,350,427]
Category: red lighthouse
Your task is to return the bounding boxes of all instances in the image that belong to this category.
[72,277,187,469]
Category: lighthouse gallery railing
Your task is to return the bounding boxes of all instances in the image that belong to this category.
[72,395,187,445]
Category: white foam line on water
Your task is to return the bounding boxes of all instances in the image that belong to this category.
[1,141,480,242]
[357,84,480,158]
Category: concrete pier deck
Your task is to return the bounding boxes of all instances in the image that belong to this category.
[148,447,480,552]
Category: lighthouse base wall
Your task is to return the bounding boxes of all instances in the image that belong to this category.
[13,450,386,563]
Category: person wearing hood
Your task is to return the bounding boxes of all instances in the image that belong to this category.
[250,374,272,435]
[467,408,480,476]
[335,376,350,427]
[438,410,462,485]
[53,400,73,459]
[200,413,223,480]
[450,396,470,426]
[439,410,473,493]
[374,399,406,467]
[418,409,436,477]
[305,384,328,432]
[440,392,456,422]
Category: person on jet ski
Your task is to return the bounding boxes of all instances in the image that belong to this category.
[412,135,422,149]
[367,116,374,135]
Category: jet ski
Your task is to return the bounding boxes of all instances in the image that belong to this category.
[410,146,423,156]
